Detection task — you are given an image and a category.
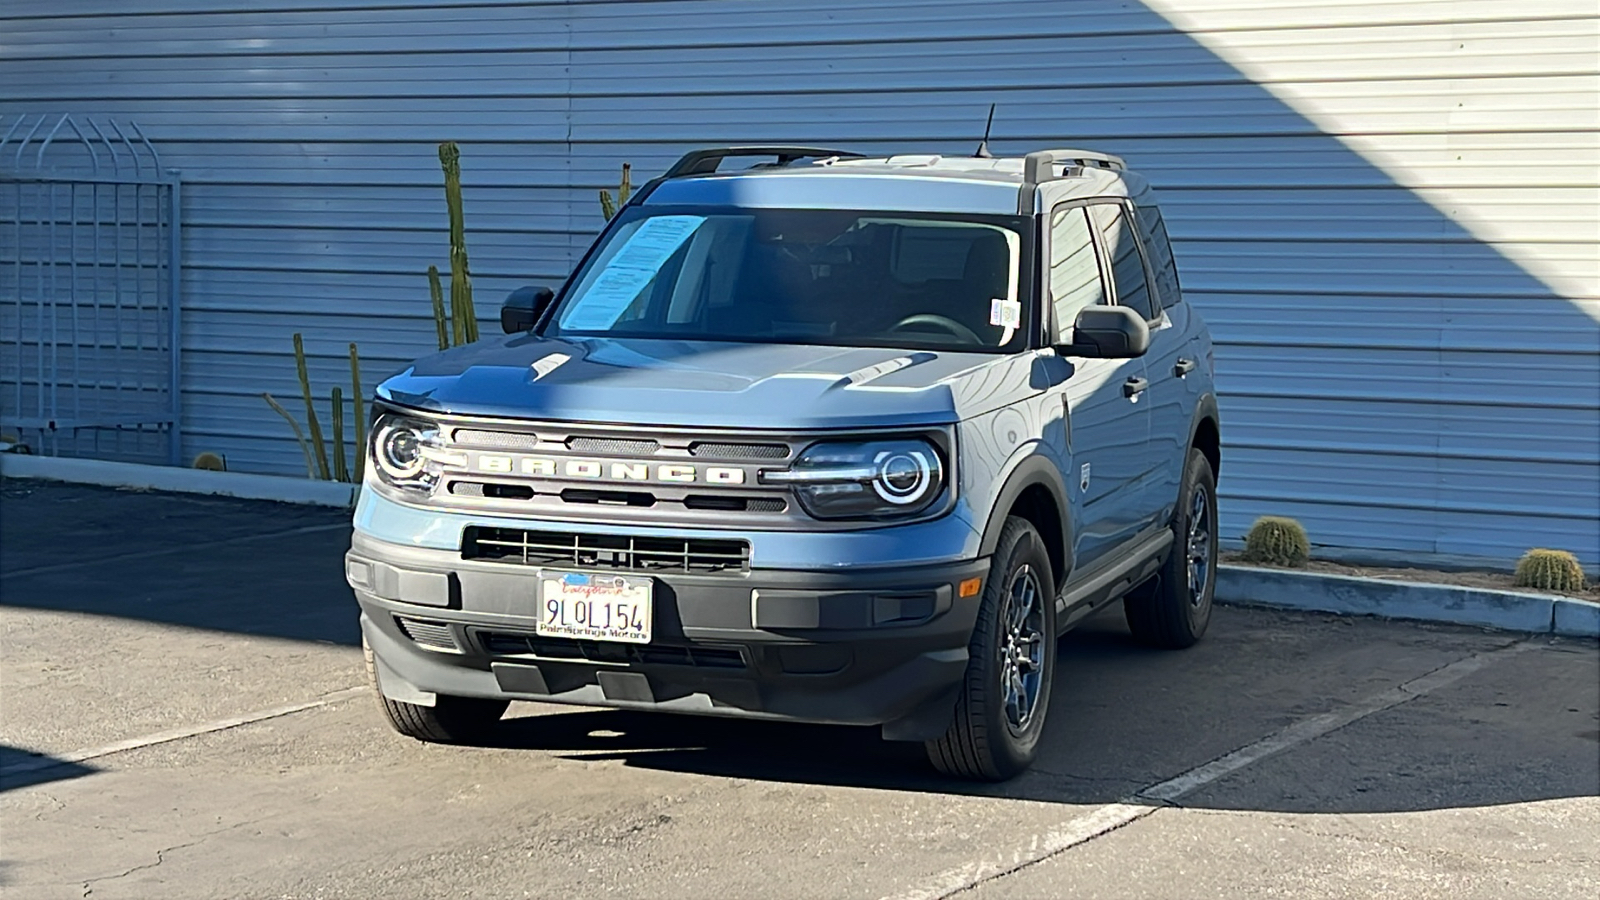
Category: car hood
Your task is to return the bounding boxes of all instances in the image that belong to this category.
[375,335,1044,429]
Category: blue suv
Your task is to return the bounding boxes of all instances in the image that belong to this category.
[346,146,1221,780]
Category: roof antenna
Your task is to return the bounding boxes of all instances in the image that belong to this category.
[974,103,996,158]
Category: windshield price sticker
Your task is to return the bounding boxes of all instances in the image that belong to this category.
[990,298,1021,328]
[536,570,653,644]
[561,215,708,330]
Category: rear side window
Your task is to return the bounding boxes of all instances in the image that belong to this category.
[1088,204,1155,322]
[1047,206,1106,340]
[1135,205,1181,309]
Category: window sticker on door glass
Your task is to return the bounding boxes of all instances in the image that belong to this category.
[561,215,708,330]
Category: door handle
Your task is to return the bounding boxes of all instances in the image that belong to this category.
[1174,357,1197,377]
[1123,376,1149,399]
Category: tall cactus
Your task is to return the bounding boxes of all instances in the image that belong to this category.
[427,265,449,350]
[599,162,632,220]
[439,142,477,345]
[349,343,365,483]
[262,392,316,478]
[330,386,348,482]
[293,332,331,480]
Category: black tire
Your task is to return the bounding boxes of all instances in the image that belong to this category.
[1124,448,1217,649]
[364,638,509,744]
[926,516,1057,781]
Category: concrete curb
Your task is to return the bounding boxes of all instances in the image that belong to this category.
[0,454,357,508]
[1217,564,1598,638]
[1553,598,1600,638]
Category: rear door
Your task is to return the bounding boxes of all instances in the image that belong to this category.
[1045,203,1152,569]
[1132,202,1202,524]
[1086,201,1169,534]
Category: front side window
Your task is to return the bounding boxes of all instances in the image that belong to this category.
[1048,205,1106,341]
[546,206,1031,353]
[1088,203,1155,321]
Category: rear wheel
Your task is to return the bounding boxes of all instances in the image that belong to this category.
[926,516,1057,781]
[1124,448,1217,648]
[364,638,508,744]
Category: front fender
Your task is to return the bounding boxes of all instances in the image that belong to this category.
[974,450,1074,580]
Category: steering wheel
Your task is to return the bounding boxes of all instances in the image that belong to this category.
[889,313,985,346]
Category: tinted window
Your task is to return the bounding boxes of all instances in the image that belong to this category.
[1088,204,1155,321]
[1135,205,1181,308]
[548,207,1031,352]
[1048,205,1105,340]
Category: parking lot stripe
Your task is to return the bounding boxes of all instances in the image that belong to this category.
[882,638,1538,900]
[2,522,350,579]
[0,686,365,778]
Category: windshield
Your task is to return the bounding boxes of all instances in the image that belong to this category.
[545,206,1032,352]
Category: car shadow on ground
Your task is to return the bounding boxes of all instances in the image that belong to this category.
[482,614,1600,815]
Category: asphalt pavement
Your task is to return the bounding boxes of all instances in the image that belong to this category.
[2,479,1596,899]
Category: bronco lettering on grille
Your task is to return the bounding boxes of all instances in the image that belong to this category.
[470,453,746,485]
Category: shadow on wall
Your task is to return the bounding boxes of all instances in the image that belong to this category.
[549,0,1600,566]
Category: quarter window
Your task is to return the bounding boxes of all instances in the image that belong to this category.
[1048,206,1105,340]
[1135,205,1181,309]
[1088,204,1155,321]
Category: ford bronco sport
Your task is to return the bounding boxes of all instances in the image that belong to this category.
[347,146,1221,781]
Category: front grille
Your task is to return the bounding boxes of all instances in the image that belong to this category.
[395,616,461,652]
[683,494,787,513]
[567,436,661,455]
[452,428,543,450]
[690,441,789,460]
[480,632,747,669]
[462,526,750,574]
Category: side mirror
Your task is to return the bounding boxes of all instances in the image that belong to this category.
[501,286,554,334]
[1057,306,1150,359]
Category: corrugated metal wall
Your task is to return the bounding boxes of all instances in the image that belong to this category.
[2,0,1597,567]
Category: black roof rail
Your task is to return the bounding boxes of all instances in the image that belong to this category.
[628,146,863,208]
[1017,148,1126,214]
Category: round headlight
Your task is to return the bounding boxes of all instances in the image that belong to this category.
[763,438,947,520]
[873,448,935,504]
[375,419,427,479]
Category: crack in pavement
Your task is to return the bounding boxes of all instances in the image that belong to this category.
[79,835,210,897]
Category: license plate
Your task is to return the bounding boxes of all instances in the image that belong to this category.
[536,570,652,644]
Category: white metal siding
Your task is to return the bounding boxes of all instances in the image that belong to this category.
[2,0,1596,567]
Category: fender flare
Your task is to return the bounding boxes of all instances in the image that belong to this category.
[976,452,1074,584]
[1187,392,1221,472]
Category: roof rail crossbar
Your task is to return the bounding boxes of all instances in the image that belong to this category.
[662,146,863,179]
[1021,148,1126,184]
[1017,148,1126,214]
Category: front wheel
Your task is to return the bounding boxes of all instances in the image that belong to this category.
[926,516,1057,781]
[364,638,509,744]
[1124,448,1217,648]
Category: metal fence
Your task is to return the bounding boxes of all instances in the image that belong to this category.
[0,114,181,464]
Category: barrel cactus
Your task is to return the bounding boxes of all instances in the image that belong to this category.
[1513,549,1586,592]
[191,452,226,471]
[1242,516,1310,567]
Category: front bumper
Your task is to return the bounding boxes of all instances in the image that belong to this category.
[348,530,988,739]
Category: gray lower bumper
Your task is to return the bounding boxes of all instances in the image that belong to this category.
[348,531,989,739]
